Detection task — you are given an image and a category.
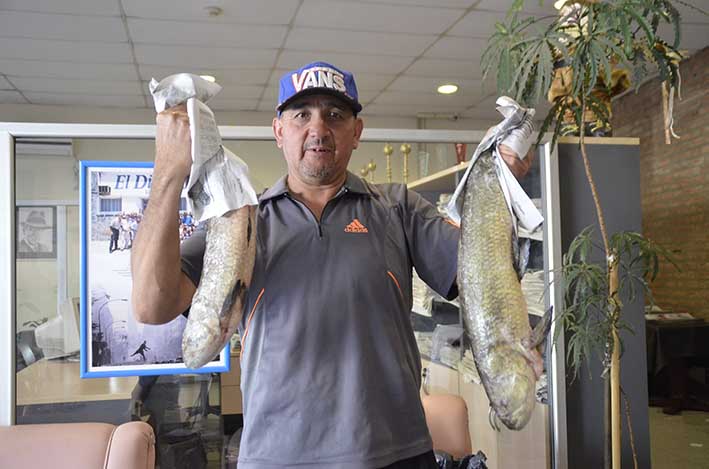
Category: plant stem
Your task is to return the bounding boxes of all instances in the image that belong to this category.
[610,261,621,469]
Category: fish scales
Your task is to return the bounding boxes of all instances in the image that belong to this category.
[458,150,536,430]
[182,205,257,368]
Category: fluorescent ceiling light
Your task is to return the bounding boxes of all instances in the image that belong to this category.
[437,84,458,95]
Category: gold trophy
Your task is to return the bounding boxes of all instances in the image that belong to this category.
[400,143,411,184]
[366,159,377,183]
[383,143,393,183]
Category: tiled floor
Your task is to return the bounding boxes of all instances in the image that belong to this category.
[649,407,709,468]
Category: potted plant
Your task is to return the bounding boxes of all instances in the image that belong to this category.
[481,1,699,467]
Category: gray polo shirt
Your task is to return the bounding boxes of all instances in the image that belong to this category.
[181,171,459,468]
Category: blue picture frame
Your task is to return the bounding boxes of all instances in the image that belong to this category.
[79,160,229,378]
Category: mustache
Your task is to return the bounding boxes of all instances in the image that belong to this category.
[303,140,335,152]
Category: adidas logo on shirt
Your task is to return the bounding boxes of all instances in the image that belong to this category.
[344,218,368,233]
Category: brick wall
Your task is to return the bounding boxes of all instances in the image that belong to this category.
[612,47,708,320]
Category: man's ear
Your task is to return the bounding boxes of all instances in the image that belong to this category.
[273,116,283,148]
[352,117,364,149]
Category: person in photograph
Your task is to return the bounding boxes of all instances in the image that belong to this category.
[18,209,52,253]
[109,214,121,253]
[133,62,535,468]
[120,214,132,250]
[130,340,150,361]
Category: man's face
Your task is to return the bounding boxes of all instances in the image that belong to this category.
[273,94,364,186]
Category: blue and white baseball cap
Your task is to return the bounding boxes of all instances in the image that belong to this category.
[277,61,362,115]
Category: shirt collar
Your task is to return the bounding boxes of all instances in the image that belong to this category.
[259,171,371,203]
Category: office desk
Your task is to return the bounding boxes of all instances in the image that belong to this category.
[16,359,138,424]
[646,320,709,414]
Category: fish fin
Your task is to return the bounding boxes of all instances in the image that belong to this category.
[526,306,553,349]
[488,406,501,432]
[511,230,530,281]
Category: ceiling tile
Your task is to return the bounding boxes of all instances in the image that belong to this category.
[11,76,143,95]
[0,76,14,89]
[128,19,287,48]
[276,51,413,75]
[139,65,271,85]
[372,90,477,107]
[424,36,488,60]
[388,75,483,95]
[0,11,126,42]
[121,0,301,25]
[256,101,278,113]
[0,90,27,104]
[135,45,278,69]
[287,28,436,56]
[0,59,137,80]
[0,0,119,16]
[24,92,146,107]
[362,103,466,117]
[473,0,555,15]
[406,58,482,79]
[209,98,261,111]
[354,0,478,8]
[0,38,133,63]
[295,0,463,34]
[447,9,508,38]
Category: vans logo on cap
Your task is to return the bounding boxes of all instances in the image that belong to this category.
[291,66,347,94]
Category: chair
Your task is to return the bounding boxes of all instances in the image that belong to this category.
[0,421,155,469]
[421,393,473,459]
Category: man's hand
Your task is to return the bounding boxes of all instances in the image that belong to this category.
[155,103,192,181]
[499,143,535,181]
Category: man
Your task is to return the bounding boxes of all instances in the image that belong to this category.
[130,340,150,361]
[131,62,534,468]
[18,209,52,253]
[109,214,121,253]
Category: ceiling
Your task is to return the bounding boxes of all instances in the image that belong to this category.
[1,0,707,120]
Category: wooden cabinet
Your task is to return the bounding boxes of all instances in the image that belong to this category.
[220,352,242,415]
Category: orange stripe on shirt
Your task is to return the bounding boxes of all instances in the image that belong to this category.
[240,288,265,357]
[387,270,404,300]
[444,218,460,229]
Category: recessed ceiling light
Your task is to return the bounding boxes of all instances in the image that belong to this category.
[437,83,459,95]
[200,75,216,83]
[204,6,223,17]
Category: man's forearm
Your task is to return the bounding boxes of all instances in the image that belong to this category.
[131,171,185,324]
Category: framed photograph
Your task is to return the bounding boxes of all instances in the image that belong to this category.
[16,206,57,259]
[79,160,229,378]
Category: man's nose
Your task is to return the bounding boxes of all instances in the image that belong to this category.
[307,112,329,137]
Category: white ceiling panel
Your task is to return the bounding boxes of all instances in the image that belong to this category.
[0,38,133,63]
[424,36,488,61]
[121,0,301,25]
[296,0,463,35]
[362,103,468,116]
[287,28,436,56]
[0,11,126,42]
[11,76,143,95]
[473,0,555,15]
[372,90,477,107]
[0,90,27,103]
[356,0,478,8]
[276,51,413,75]
[388,75,483,95]
[0,76,13,89]
[0,59,137,80]
[204,84,264,100]
[209,98,261,111]
[135,45,278,69]
[128,19,287,48]
[256,101,279,113]
[0,0,119,16]
[406,58,482,79]
[447,9,509,38]
[24,92,145,107]
[139,66,271,84]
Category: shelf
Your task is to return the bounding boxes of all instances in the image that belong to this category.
[407,161,469,192]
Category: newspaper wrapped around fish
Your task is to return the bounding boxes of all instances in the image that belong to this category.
[450,96,550,430]
[149,74,259,369]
